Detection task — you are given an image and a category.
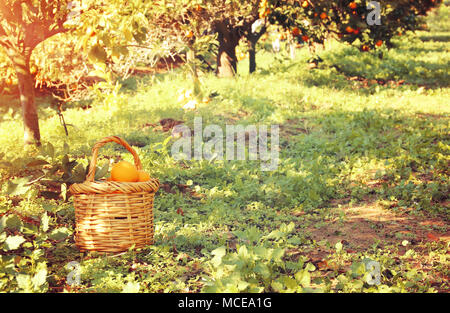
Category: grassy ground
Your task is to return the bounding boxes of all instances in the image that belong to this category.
[0,5,449,293]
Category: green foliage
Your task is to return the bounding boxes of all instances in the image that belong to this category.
[202,222,325,293]
[271,0,443,51]
[0,204,74,292]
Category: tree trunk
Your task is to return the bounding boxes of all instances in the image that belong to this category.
[247,24,266,74]
[8,50,41,145]
[289,41,296,60]
[216,24,240,78]
[186,48,202,98]
[249,39,257,74]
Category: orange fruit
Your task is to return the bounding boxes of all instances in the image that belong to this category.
[86,27,96,37]
[301,35,309,42]
[353,28,360,35]
[346,26,354,33]
[30,65,38,75]
[137,170,151,182]
[375,40,383,47]
[186,30,194,38]
[320,12,327,20]
[110,161,139,182]
[349,2,357,10]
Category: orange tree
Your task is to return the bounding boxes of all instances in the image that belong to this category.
[0,0,149,145]
[148,0,278,77]
[270,0,443,52]
[0,1,70,145]
[148,0,442,77]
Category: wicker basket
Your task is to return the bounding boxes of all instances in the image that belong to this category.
[69,136,159,253]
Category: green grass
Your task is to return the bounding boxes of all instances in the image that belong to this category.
[0,5,449,293]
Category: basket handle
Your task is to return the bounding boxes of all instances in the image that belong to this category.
[86,136,142,182]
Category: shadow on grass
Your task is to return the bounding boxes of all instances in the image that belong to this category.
[419,34,450,42]
[322,48,449,89]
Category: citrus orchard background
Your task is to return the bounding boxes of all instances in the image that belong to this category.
[0,1,449,293]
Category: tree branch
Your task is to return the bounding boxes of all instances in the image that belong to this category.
[25,19,70,50]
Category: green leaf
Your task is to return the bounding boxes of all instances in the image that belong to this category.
[112,46,129,59]
[48,227,71,241]
[6,179,31,196]
[124,28,133,42]
[284,275,299,291]
[295,270,311,287]
[287,236,304,245]
[16,274,32,291]
[271,280,284,293]
[237,280,249,291]
[38,143,54,159]
[62,157,78,175]
[271,248,285,262]
[94,162,109,180]
[211,246,226,258]
[122,281,140,293]
[70,164,87,183]
[26,159,50,167]
[2,214,23,231]
[301,287,320,293]
[46,143,55,159]
[22,223,38,235]
[254,263,271,279]
[210,246,226,267]
[350,261,366,278]
[61,154,69,170]
[253,246,268,259]
[0,232,7,243]
[40,213,50,233]
[63,142,70,154]
[61,183,68,202]
[305,263,316,272]
[88,44,108,63]
[3,235,26,251]
[32,267,47,290]
[335,241,343,253]
[237,245,248,258]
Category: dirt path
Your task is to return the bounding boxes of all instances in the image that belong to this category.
[298,197,449,291]
[308,198,449,251]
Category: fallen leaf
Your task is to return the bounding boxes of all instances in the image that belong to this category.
[426,233,440,242]
[176,252,190,261]
[160,118,184,132]
[160,183,175,194]
[317,260,328,270]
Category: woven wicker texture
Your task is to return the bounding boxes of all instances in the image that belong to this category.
[69,136,159,253]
